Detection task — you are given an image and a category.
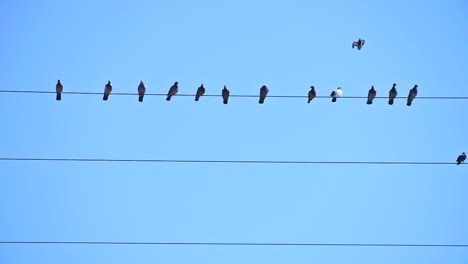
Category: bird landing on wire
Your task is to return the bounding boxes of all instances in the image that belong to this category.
[352,38,365,50]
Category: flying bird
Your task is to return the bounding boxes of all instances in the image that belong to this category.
[166,81,179,101]
[308,86,316,103]
[138,81,146,102]
[103,80,112,101]
[456,152,466,165]
[407,85,418,106]
[330,87,342,102]
[56,80,63,101]
[259,85,269,104]
[222,85,230,104]
[352,38,365,50]
[388,83,397,105]
[367,85,377,105]
[195,84,205,101]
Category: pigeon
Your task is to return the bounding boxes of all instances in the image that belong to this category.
[259,85,269,104]
[195,84,205,101]
[222,85,230,104]
[138,81,146,102]
[103,80,112,101]
[166,81,178,101]
[330,87,342,102]
[388,83,397,105]
[308,86,316,103]
[56,79,63,101]
[367,85,377,105]
[456,152,466,165]
[352,38,365,50]
[407,85,418,106]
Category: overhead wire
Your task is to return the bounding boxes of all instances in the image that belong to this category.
[0,157,462,165]
[0,241,467,248]
[0,89,467,100]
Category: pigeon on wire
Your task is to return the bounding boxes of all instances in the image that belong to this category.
[166,81,179,101]
[259,85,269,104]
[103,80,112,101]
[388,83,397,105]
[407,85,418,106]
[352,38,365,50]
[56,80,63,101]
[138,81,146,102]
[330,87,342,102]
[456,152,466,165]
[367,85,376,105]
[222,85,230,104]
[195,84,205,101]
[308,86,316,103]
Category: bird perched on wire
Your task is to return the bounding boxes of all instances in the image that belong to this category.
[308,86,316,103]
[456,152,466,165]
[195,84,205,101]
[259,85,269,104]
[138,81,146,102]
[56,80,63,101]
[352,38,365,50]
[330,87,342,102]
[166,81,178,101]
[388,83,397,105]
[222,85,230,104]
[103,80,112,101]
[367,85,377,105]
[407,85,418,106]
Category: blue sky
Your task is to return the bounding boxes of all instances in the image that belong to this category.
[0,0,467,263]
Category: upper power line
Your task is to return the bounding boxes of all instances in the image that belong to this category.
[0,157,464,165]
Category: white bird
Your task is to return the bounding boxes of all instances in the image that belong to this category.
[330,87,342,102]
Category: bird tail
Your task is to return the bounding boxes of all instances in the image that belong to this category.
[367,99,372,105]
[56,94,61,101]
[138,95,144,102]
[407,100,412,106]
[103,94,108,101]
[457,161,461,165]
[308,99,311,104]
[332,97,337,102]
[195,95,200,101]
[166,96,171,101]
[388,98,394,105]
[259,98,265,104]
[223,99,228,104]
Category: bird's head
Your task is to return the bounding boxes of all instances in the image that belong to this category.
[57,79,61,83]
[311,85,315,89]
[223,85,227,89]
[337,87,342,90]
[463,152,466,155]
[393,83,396,87]
[107,80,111,84]
[174,81,178,85]
[414,85,418,88]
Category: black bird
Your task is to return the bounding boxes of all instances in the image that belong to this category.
[103,80,112,101]
[457,152,466,165]
[367,85,377,105]
[259,85,269,104]
[56,80,63,101]
[166,81,178,101]
[407,85,418,106]
[352,38,365,50]
[222,85,230,104]
[388,83,397,105]
[308,86,316,103]
[138,81,146,102]
[195,84,205,101]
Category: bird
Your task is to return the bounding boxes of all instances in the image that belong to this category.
[388,83,397,105]
[407,85,418,106]
[330,87,342,102]
[259,85,269,104]
[308,86,316,103]
[195,84,205,101]
[367,85,377,105]
[352,38,365,50]
[103,80,112,101]
[138,81,146,102]
[222,85,230,104]
[55,80,63,101]
[166,81,178,101]
[456,152,466,165]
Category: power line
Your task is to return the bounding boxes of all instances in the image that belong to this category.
[0,90,467,100]
[0,241,467,248]
[0,157,461,165]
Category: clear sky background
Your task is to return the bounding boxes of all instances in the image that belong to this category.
[0,0,467,263]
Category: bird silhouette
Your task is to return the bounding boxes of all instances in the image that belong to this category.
[259,85,269,104]
[330,87,342,102]
[222,85,230,104]
[407,85,418,106]
[388,83,397,105]
[367,85,377,105]
[456,152,466,165]
[166,81,179,101]
[195,84,205,101]
[352,38,365,50]
[308,86,316,103]
[138,81,146,102]
[103,80,112,101]
[56,80,63,101]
